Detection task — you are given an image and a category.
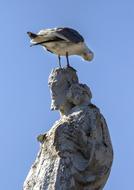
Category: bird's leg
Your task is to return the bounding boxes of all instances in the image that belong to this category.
[58,55,61,68]
[66,52,70,67]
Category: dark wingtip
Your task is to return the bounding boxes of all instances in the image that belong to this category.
[27,31,31,36]
[27,31,38,39]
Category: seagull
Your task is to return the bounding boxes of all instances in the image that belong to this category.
[27,27,94,67]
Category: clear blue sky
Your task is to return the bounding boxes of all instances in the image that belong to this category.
[0,1,133,189]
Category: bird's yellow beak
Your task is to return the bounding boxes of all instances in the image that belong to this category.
[82,51,94,61]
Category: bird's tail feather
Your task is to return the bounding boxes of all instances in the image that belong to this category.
[30,40,47,47]
[27,31,46,46]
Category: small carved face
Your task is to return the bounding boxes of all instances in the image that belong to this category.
[67,84,92,106]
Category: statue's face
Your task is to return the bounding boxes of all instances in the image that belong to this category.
[50,79,68,110]
[49,70,70,110]
[48,68,78,111]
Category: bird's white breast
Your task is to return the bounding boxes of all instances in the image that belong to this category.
[42,42,87,56]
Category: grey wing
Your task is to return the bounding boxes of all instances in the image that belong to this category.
[31,27,84,46]
[55,27,84,43]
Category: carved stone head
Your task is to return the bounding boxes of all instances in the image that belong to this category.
[48,67,92,115]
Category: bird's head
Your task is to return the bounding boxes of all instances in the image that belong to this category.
[82,51,94,61]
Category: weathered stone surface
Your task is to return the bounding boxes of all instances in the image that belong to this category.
[23,67,113,190]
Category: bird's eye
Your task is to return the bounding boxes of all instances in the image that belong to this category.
[83,53,87,56]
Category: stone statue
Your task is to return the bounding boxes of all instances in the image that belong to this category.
[23,67,113,190]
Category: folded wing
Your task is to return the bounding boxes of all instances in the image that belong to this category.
[30,27,84,46]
